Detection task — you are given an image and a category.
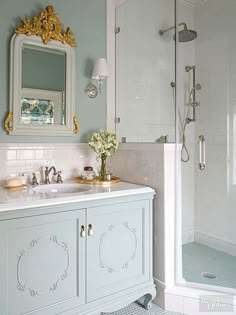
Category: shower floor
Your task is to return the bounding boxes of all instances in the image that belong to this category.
[183,242,236,289]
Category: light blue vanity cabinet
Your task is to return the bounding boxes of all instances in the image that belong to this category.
[0,191,156,315]
[87,200,151,303]
[0,208,86,315]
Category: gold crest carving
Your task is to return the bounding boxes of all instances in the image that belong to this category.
[73,116,80,134]
[15,5,77,47]
[4,112,13,132]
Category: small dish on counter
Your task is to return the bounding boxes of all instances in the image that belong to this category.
[3,177,26,189]
[2,184,26,189]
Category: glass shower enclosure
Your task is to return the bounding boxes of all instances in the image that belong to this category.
[177,0,236,291]
[115,0,176,143]
[115,0,236,296]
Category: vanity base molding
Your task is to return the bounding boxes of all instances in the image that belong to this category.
[0,190,155,315]
[60,283,156,315]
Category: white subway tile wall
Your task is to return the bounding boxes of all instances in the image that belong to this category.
[0,143,99,185]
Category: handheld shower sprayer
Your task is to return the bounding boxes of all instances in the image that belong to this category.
[181,65,201,162]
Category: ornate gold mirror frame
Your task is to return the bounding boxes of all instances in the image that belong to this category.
[15,5,77,47]
[5,112,80,134]
[5,5,80,135]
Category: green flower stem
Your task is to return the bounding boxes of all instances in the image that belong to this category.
[100,155,107,180]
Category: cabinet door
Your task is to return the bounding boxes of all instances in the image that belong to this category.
[87,200,151,302]
[0,209,86,315]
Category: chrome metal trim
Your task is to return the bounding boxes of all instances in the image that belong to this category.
[85,83,98,99]
[159,22,187,36]
[115,26,120,34]
[199,135,205,170]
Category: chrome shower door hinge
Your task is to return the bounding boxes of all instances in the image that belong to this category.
[115,26,121,34]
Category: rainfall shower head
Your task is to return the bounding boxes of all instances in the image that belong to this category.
[174,28,197,42]
[159,22,197,42]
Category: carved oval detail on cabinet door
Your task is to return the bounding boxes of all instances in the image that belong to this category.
[99,222,137,273]
[17,236,69,296]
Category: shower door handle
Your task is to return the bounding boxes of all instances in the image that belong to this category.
[199,135,205,170]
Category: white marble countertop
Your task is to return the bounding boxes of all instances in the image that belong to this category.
[0,181,155,213]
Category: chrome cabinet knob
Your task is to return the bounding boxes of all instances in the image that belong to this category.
[88,224,93,236]
[81,225,85,238]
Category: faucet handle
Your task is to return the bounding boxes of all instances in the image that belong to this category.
[32,173,39,186]
[56,171,63,183]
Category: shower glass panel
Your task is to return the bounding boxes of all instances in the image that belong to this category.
[178,0,236,290]
[115,0,176,143]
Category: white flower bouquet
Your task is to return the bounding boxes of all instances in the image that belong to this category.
[88,129,118,179]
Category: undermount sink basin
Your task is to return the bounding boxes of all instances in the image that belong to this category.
[33,183,91,195]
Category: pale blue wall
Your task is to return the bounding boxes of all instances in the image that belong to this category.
[22,48,65,91]
[0,0,106,143]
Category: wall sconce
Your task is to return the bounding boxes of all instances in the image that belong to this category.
[85,58,109,99]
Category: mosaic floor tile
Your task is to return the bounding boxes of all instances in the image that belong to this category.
[102,300,183,315]
[183,242,236,289]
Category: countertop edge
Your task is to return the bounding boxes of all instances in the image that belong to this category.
[0,184,155,213]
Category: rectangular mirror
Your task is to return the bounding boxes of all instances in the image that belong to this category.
[21,45,66,127]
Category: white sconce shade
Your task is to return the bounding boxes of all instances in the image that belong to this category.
[85,58,109,98]
[92,58,109,80]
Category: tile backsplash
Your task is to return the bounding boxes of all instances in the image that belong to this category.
[0,143,99,185]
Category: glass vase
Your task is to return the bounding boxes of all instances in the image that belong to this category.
[99,155,107,180]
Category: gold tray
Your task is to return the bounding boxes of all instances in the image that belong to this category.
[74,176,120,185]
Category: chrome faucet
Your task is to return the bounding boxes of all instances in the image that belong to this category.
[44,166,57,184]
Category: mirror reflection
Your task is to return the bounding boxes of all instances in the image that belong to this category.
[21,45,66,126]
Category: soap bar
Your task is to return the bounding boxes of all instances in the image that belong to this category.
[7,178,23,187]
